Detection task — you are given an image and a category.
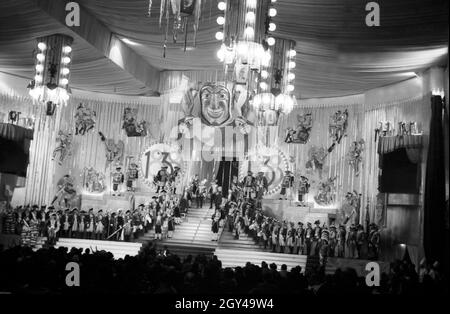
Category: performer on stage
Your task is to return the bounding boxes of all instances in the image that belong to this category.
[230,175,241,202]
[328,224,337,257]
[368,223,380,260]
[242,171,256,199]
[304,222,313,255]
[310,220,322,256]
[60,209,71,238]
[170,166,181,194]
[287,222,296,254]
[126,162,139,192]
[280,171,294,201]
[255,171,268,208]
[155,165,169,193]
[112,166,124,196]
[295,222,305,254]
[336,224,346,257]
[209,179,219,209]
[211,210,221,241]
[297,176,310,206]
[95,210,105,240]
[47,213,60,246]
[346,224,358,258]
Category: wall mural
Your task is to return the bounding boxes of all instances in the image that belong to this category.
[98,132,124,166]
[81,167,106,193]
[284,113,313,144]
[328,109,348,152]
[122,107,148,137]
[74,103,96,135]
[52,130,73,165]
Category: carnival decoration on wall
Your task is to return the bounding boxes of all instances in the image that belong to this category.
[81,167,106,193]
[122,107,148,137]
[347,139,365,176]
[51,174,78,208]
[74,103,96,135]
[305,146,328,179]
[149,0,202,56]
[314,176,337,206]
[339,191,362,225]
[328,109,348,152]
[177,83,198,139]
[8,111,21,124]
[239,145,289,196]
[139,142,187,190]
[98,132,125,166]
[285,113,313,144]
[374,121,394,141]
[52,130,73,165]
[200,83,232,127]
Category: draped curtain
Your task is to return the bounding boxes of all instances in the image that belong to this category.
[423,95,446,265]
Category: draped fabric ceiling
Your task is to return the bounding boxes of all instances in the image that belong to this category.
[0,0,448,98]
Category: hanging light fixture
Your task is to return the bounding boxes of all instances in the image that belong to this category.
[215,0,277,83]
[252,37,297,126]
[149,0,202,56]
[28,34,73,110]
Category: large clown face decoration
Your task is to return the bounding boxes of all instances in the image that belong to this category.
[200,83,231,127]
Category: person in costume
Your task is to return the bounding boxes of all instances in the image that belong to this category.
[85,209,95,239]
[95,210,105,240]
[368,223,380,260]
[211,209,221,241]
[209,179,219,209]
[346,224,358,258]
[271,223,279,252]
[287,222,296,254]
[126,162,139,192]
[123,210,132,241]
[155,165,169,193]
[111,166,124,196]
[295,222,305,254]
[297,176,310,206]
[60,208,71,238]
[328,224,337,257]
[310,220,322,256]
[196,180,207,208]
[154,213,163,240]
[280,171,294,201]
[255,171,268,208]
[69,208,79,238]
[47,214,60,246]
[319,226,330,265]
[230,175,241,202]
[242,171,256,199]
[170,166,181,194]
[78,210,86,239]
[51,174,77,208]
[336,225,346,257]
[356,224,366,259]
[304,222,313,255]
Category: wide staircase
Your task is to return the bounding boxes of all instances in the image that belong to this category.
[137,205,218,259]
[54,238,142,259]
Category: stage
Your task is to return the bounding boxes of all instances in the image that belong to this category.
[80,191,158,212]
[261,199,336,225]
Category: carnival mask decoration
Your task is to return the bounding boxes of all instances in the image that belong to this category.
[98,132,124,165]
[347,139,365,176]
[74,103,96,135]
[8,111,21,124]
[305,146,328,179]
[82,167,106,193]
[314,177,337,206]
[200,83,231,127]
[122,107,148,137]
[285,113,313,144]
[328,109,348,152]
[52,130,73,165]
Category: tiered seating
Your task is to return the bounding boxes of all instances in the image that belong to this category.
[138,206,218,258]
[214,248,307,272]
[54,238,142,259]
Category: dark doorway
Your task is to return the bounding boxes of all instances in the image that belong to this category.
[216,157,239,198]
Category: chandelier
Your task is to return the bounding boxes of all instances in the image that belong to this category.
[252,37,297,126]
[28,34,73,111]
[148,0,203,57]
[215,0,278,81]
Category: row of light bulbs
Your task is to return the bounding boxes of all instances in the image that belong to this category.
[259,49,297,92]
[34,41,72,86]
[215,0,278,47]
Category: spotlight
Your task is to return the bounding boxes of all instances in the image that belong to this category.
[63,46,72,54]
[218,1,226,11]
[269,22,276,32]
[36,53,45,62]
[37,42,47,50]
[217,16,225,25]
[267,37,275,46]
[269,8,277,17]
[215,31,224,41]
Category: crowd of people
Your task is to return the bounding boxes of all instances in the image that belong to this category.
[0,242,445,295]
[0,191,192,246]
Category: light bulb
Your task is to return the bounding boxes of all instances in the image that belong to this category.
[261,70,269,79]
[35,64,44,72]
[61,68,70,75]
[246,11,255,23]
[267,37,275,46]
[218,1,226,11]
[287,84,295,92]
[217,16,225,25]
[260,82,268,90]
[244,27,254,38]
[271,0,277,2]
[36,53,45,62]
[60,78,69,85]
[34,75,43,83]
[269,8,277,17]
[215,31,224,41]
[289,49,297,58]
[63,46,72,54]
[246,0,256,9]
[217,48,225,61]
[269,22,276,32]
[62,56,71,64]
[288,61,296,69]
[37,42,47,50]
[288,73,295,81]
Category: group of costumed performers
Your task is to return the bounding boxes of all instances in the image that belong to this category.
[154,165,182,194]
[279,171,310,205]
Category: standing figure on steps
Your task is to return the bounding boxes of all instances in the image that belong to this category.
[155,165,169,194]
[111,166,124,196]
[255,171,268,208]
[297,176,310,206]
[211,209,220,241]
[242,171,256,199]
[280,171,294,201]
